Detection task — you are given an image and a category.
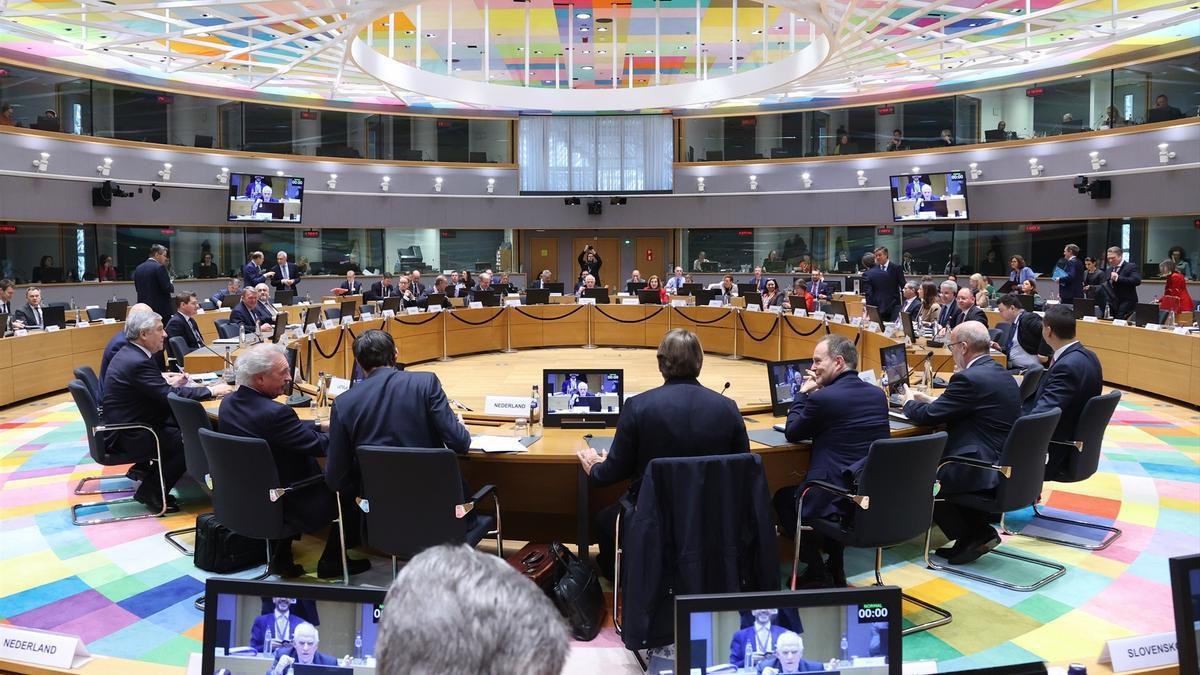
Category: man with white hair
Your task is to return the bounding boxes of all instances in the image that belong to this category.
[376,545,568,675]
[469,271,494,302]
[255,283,279,321]
[758,632,825,675]
[901,320,1020,565]
[101,311,231,513]
[218,343,369,579]
[531,269,553,290]
[269,622,340,674]
[270,251,300,293]
[574,273,597,298]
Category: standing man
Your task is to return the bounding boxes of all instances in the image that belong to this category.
[901,321,1020,564]
[774,334,890,587]
[165,292,206,351]
[271,251,300,293]
[578,245,603,284]
[1101,245,1142,319]
[1057,244,1084,305]
[748,267,768,294]
[862,246,905,322]
[133,244,174,320]
[243,251,274,289]
[576,329,750,578]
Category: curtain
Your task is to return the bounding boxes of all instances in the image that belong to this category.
[519,115,673,192]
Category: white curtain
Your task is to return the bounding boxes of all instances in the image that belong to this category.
[519,115,673,192]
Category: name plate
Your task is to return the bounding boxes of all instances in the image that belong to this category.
[101,318,116,325]
[1173,326,1191,335]
[766,305,782,314]
[381,309,395,318]
[405,306,421,315]
[327,377,351,397]
[1112,319,1129,326]
[671,299,687,307]
[427,305,444,313]
[504,298,522,307]
[621,297,639,305]
[578,297,596,305]
[341,315,354,325]
[883,326,897,338]
[794,309,808,317]
[45,325,60,333]
[745,304,760,312]
[809,310,824,320]
[0,625,92,669]
[1081,315,1098,322]
[468,301,484,309]
[831,314,846,324]
[196,307,206,314]
[850,316,863,327]
[305,324,319,335]
[1100,631,1178,672]
[708,300,724,308]
[1143,323,1161,331]
[866,322,880,333]
[549,292,563,297]
[323,319,337,329]
[14,329,28,337]
[484,395,533,417]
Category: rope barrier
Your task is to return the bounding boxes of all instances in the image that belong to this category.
[737,312,780,342]
[388,312,443,327]
[593,305,667,324]
[310,327,346,359]
[512,305,588,321]
[783,316,829,337]
[447,308,507,326]
[672,308,733,325]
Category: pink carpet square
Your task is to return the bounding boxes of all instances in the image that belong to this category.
[1080,574,1176,634]
[52,603,143,644]
[1095,522,1156,564]
[82,518,167,549]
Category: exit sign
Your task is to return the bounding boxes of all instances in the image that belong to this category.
[877,105,895,115]
[160,228,176,235]
[1025,87,1045,97]
[876,227,894,235]
[1024,224,1043,233]
[302,230,320,238]
[300,110,317,120]
[0,225,16,234]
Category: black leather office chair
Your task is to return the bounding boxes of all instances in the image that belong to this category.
[68,381,169,525]
[1018,364,1044,403]
[164,393,215,555]
[72,366,102,412]
[217,322,241,339]
[1003,391,1123,550]
[200,299,216,310]
[792,432,951,635]
[926,408,1065,592]
[199,428,341,580]
[167,336,191,373]
[356,446,501,577]
[86,307,106,321]
[213,317,230,332]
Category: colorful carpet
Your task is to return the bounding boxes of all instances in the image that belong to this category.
[0,391,1196,671]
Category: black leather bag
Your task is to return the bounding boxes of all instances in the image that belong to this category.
[193,513,267,573]
[549,541,605,641]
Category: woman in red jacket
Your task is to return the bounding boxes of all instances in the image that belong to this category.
[646,275,669,304]
[1159,259,1194,323]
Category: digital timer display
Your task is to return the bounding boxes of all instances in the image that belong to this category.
[857,603,890,622]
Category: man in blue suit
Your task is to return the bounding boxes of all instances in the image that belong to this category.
[219,344,368,579]
[99,303,152,387]
[576,328,750,579]
[729,608,788,667]
[1057,243,1085,304]
[165,292,205,352]
[243,251,274,288]
[862,246,905,322]
[338,270,364,295]
[901,320,1020,565]
[756,632,825,675]
[325,329,470,497]
[935,281,960,329]
[209,277,242,308]
[806,270,830,303]
[230,288,275,333]
[249,597,307,654]
[132,244,174,320]
[1099,245,1142,319]
[1025,305,1103,477]
[267,623,340,675]
[102,311,230,513]
[774,334,890,587]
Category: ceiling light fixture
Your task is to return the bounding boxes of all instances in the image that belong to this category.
[486,177,495,194]
[748,174,758,191]
[696,176,705,193]
[158,162,172,180]
[32,152,49,172]
[97,157,113,176]
[1158,143,1176,163]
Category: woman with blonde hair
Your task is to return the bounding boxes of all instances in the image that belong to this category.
[969,273,990,308]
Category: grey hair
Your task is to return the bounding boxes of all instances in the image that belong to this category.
[656,328,703,379]
[819,333,858,367]
[124,311,161,340]
[376,545,568,675]
[293,622,318,642]
[904,281,920,291]
[235,343,286,386]
[150,244,168,256]
[939,280,958,293]
[952,320,991,354]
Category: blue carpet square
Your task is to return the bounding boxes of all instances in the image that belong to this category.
[116,576,206,618]
[0,576,90,618]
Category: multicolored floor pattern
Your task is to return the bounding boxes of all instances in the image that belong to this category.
[0,390,1196,672]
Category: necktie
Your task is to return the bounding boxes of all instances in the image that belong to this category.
[191,319,204,346]
[35,308,42,326]
[281,265,289,281]
[1008,317,1018,354]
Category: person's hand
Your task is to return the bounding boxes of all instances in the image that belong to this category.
[800,369,821,394]
[989,340,1001,352]
[577,447,605,476]
[264,270,276,277]
[284,279,294,286]
[1110,270,1118,282]
[208,382,234,397]
[318,418,331,432]
[12,319,24,329]
[163,372,188,387]
[261,323,273,333]
[455,411,466,427]
[339,655,353,667]
[828,657,840,670]
[266,637,284,653]
[272,654,294,675]
[762,667,780,675]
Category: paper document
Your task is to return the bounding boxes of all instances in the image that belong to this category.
[470,435,529,453]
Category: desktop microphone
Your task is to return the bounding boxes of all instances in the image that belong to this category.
[720,382,731,397]
[450,399,474,412]
[198,342,235,368]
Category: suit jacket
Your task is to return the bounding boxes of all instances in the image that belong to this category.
[1105,260,1142,308]
[249,612,306,654]
[729,624,788,666]
[243,261,269,288]
[0,298,11,315]
[133,258,174,319]
[952,305,989,327]
[270,263,301,291]
[1058,257,1084,303]
[1001,311,1050,364]
[902,356,1020,492]
[747,277,768,294]
[230,301,274,329]
[369,281,397,301]
[339,280,364,295]
[807,281,829,299]
[98,331,128,386]
[13,303,44,328]
[325,368,471,494]
[165,312,204,350]
[1025,342,1102,442]
[269,648,338,673]
[756,657,824,674]
[468,284,496,302]
[219,385,335,532]
[411,280,427,297]
[530,279,552,290]
[210,289,237,307]
[901,296,923,317]
[784,371,890,520]
[862,262,904,320]
[937,302,960,327]
[101,343,210,453]
[590,378,750,500]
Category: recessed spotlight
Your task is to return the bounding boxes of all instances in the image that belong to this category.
[644,49,653,54]
[576,11,590,19]
[579,26,589,31]
[581,65,593,70]
[597,26,607,31]
[582,50,590,54]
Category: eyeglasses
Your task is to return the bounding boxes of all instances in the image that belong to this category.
[947,341,967,349]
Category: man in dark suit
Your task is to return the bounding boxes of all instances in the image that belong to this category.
[11,287,45,329]
[218,344,368,579]
[369,273,397,300]
[0,278,14,316]
[270,251,300,293]
[862,246,905,322]
[165,292,205,351]
[230,288,275,333]
[132,244,174,320]
[243,251,274,288]
[901,321,1020,565]
[1100,245,1142,319]
[209,277,242,308]
[1025,305,1103,477]
[901,281,923,318]
[339,270,364,295]
[249,597,306,654]
[268,623,341,675]
[936,281,960,329]
[446,271,467,298]
[102,311,230,512]
[1058,244,1085,304]
[326,329,471,497]
[950,287,988,328]
[774,334,890,587]
[992,294,1051,371]
[99,303,153,386]
[409,270,427,298]
[806,270,830,303]
[469,272,496,302]
[755,632,825,675]
[577,328,750,578]
[530,269,553,290]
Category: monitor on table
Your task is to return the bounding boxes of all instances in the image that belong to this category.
[201,578,385,675]
[423,293,446,309]
[543,369,623,428]
[339,300,357,320]
[544,282,565,295]
[582,287,610,304]
[637,289,663,305]
[829,299,849,319]
[738,283,761,296]
[303,306,322,328]
[269,317,287,344]
[674,586,901,675]
[275,289,296,306]
[679,283,703,296]
[1072,298,1096,320]
[865,305,883,327]
[1134,302,1159,327]
[900,311,916,342]
[743,292,763,308]
[835,261,857,274]
[1170,553,1200,675]
[694,288,717,307]
[41,305,66,329]
[473,289,500,307]
[1016,294,1034,313]
[221,294,241,309]
[626,281,648,295]
[381,297,401,313]
[525,288,550,305]
[105,300,129,320]
[767,358,814,416]
[879,343,909,398]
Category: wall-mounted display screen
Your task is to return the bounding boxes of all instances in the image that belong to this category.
[228,173,305,223]
[889,171,968,222]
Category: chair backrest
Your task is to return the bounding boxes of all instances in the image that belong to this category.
[993,408,1062,511]
[67,380,106,464]
[1018,364,1044,403]
[167,336,190,372]
[167,393,214,491]
[356,446,468,559]
[217,322,241,339]
[323,307,342,320]
[198,428,288,540]
[86,307,105,321]
[200,299,217,311]
[213,318,230,330]
[73,366,101,405]
[1060,390,1122,481]
[853,432,948,548]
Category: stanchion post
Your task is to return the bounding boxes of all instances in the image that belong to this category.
[726,306,743,360]
[502,304,518,354]
[582,303,597,349]
[439,309,452,362]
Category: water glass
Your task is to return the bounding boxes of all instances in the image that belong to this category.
[513,417,529,439]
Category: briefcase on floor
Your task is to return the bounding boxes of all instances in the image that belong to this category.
[506,543,559,594]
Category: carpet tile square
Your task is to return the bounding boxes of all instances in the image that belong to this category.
[10,589,112,631]
[140,635,204,667]
[85,619,182,659]
[116,576,206,618]
[1011,594,1074,624]
[0,576,90,618]
[1079,574,1176,634]
[51,602,143,645]
[1011,610,1135,663]
[142,598,207,635]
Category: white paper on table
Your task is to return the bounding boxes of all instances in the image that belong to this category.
[469,435,528,453]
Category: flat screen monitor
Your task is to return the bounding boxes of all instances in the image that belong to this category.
[339,300,356,320]
[836,261,857,274]
[678,283,703,296]
[767,358,814,416]
[879,343,908,398]
[788,295,808,313]
[275,289,296,306]
[227,173,305,223]
[472,289,499,307]
[1072,298,1096,320]
[900,311,916,342]
[582,287,610,304]
[201,578,385,675]
[743,292,763,308]
[763,261,787,273]
[674,587,901,675]
[544,282,565,294]
[694,288,717,307]
[303,306,322,328]
[829,299,849,319]
[423,293,446,309]
[890,171,968,221]
[105,300,129,320]
[269,316,287,344]
[1016,294,1034,313]
[221,294,241,309]
[738,283,761,296]
[865,305,883,327]
[0,313,9,332]
[37,267,65,283]
[825,280,843,294]
[637,289,663,305]
[525,288,550,305]
[626,281,648,295]
[1134,302,1159,327]
[381,297,401,313]
[41,305,66,329]
[543,369,623,428]
[1169,553,1200,675]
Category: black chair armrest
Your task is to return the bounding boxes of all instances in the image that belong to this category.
[456,484,499,520]
[469,484,497,504]
[802,479,870,509]
[938,456,1012,478]
[268,474,325,502]
[1048,439,1084,452]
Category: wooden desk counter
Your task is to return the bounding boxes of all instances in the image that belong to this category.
[0,322,121,404]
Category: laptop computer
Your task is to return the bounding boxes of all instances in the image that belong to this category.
[693,288,717,307]
[221,294,240,309]
[525,288,550,305]
[105,300,129,320]
[303,306,322,328]
[1016,294,1034,312]
[738,283,760,296]
[269,317,287,344]
[636,289,663,305]
[582,288,610,304]
[543,282,565,294]
[743,292,763,308]
[866,304,883,326]
[829,299,849,318]
[381,296,401,313]
[767,358,814,416]
[275,289,296,306]
[1133,302,1159,327]
[339,300,357,320]
[423,293,446,309]
[984,129,1008,142]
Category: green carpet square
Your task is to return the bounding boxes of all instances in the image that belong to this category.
[1012,594,1074,623]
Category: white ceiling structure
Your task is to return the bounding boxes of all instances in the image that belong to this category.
[0,0,1196,112]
